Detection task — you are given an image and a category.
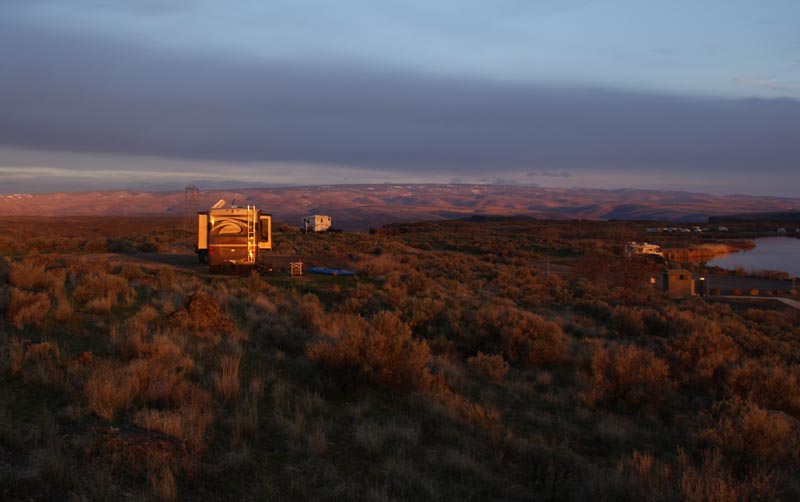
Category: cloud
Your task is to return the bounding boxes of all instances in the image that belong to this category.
[490,178,523,186]
[527,171,572,178]
[734,77,799,93]
[1,19,799,182]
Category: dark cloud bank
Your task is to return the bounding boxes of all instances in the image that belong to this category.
[2,20,799,176]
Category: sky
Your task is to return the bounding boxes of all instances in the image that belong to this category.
[1,0,799,196]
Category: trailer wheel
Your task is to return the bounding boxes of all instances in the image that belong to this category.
[198,250,209,264]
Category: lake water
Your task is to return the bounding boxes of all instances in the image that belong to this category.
[707,237,800,277]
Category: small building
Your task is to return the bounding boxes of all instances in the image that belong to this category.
[663,269,695,298]
[302,215,332,233]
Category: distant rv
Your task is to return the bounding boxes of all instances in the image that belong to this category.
[625,241,663,257]
[302,215,332,233]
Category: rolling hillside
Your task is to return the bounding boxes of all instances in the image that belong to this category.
[1,185,797,230]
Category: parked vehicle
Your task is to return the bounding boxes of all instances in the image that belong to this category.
[196,200,272,270]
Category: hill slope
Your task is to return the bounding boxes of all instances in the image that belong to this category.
[1,185,797,230]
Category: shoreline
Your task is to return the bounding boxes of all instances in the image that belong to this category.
[662,240,755,262]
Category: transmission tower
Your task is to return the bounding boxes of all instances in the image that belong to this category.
[185,185,200,229]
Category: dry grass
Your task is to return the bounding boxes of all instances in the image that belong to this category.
[84,360,134,420]
[232,377,263,443]
[353,421,420,456]
[214,355,242,404]
[609,448,781,502]
[147,466,178,502]
[5,337,26,376]
[85,332,199,420]
[132,394,213,453]
[307,422,329,456]
[53,290,73,321]
[86,294,115,313]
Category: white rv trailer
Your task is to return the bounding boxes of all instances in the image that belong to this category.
[301,215,332,233]
[624,241,663,257]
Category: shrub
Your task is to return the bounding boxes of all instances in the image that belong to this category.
[72,271,135,307]
[609,306,646,337]
[696,397,799,464]
[307,311,435,393]
[169,292,244,342]
[467,352,509,383]
[8,261,49,290]
[585,342,673,410]
[470,300,568,366]
[0,255,10,283]
[574,299,612,321]
[125,335,196,406]
[8,288,51,329]
[671,324,740,390]
[503,314,567,366]
[725,358,800,415]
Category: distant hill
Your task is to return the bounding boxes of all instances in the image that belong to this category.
[1,185,798,231]
[709,211,800,222]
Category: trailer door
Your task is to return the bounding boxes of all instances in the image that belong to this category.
[258,215,272,250]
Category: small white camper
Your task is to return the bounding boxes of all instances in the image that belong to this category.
[302,215,332,233]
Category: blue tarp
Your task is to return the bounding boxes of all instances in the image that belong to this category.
[309,267,355,276]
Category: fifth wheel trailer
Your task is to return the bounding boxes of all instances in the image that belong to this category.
[196,200,272,269]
